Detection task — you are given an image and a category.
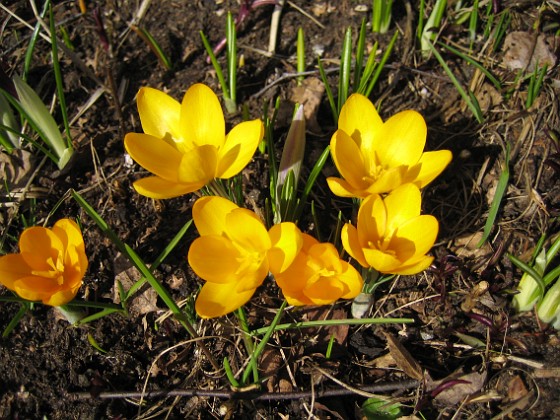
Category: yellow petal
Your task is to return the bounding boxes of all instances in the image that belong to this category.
[330,130,370,190]
[53,219,88,277]
[180,84,225,148]
[225,208,270,252]
[341,223,368,268]
[192,196,238,236]
[338,263,364,298]
[44,287,81,306]
[326,177,362,198]
[217,119,263,179]
[338,93,382,154]
[234,258,269,292]
[14,275,60,301]
[391,215,438,258]
[383,184,421,235]
[137,87,182,141]
[363,248,402,273]
[308,242,342,273]
[177,144,217,184]
[376,110,426,168]
[0,254,32,290]
[357,194,386,245]
[393,255,434,275]
[268,222,303,274]
[195,281,256,318]
[366,165,407,195]
[304,277,345,305]
[407,150,453,188]
[133,176,203,199]
[188,235,242,284]
[124,133,182,181]
[19,227,62,270]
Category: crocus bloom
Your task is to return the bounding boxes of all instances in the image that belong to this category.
[188,196,302,318]
[274,233,363,306]
[327,93,452,198]
[0,219,88,306]
[124,83,264,199]
[342,183,437,275]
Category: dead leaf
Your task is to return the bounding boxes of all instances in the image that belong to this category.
[430,369,487,405]
[502,32,557,72]
[383,332,423,380]
[290,77,324,133]
[113,253,159,317]
[507,375,529,402]
[0,149,35,190]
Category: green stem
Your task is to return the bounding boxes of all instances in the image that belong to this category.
[236,307,259,383]
[241,300,288,384]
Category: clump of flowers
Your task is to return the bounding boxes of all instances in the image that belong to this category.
[327,93,452,198]
[342,183,438,275]
[0,219,88,306]
[274,233,363,305]
[188,196,303,319]
[124,83,264,199]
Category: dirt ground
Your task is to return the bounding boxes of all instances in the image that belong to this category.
[1,0,560,418]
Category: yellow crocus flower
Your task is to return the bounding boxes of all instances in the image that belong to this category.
[124,83,264,199]
[342,184,438,275]
[188,196,302,318]
[274,233,363,306]
[327,93,452,198]
[0,219,88,306]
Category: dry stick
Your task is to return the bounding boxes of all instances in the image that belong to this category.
[68,379,420,401]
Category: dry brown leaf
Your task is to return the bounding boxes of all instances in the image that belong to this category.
[113,253,159,317]
[502,32,557,72]
[507,375,529,402]
[290,77,324,133]
[0,149,35,190]
[431,370,487,405]
[383,332,423,380]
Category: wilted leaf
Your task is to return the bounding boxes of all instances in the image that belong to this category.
[383,332,423,380]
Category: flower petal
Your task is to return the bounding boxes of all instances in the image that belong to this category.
[217,119,263,179]
[406,150,452,188]
[326,177,361,198]
[376,110,427,168]
[188,235,242,284]
[338,263,364,298]
[391,255,434,275]
[363,248,403,273]
[330,130,370,190]
[45,287,81,306]
[383,184,421,235]
[341,223,368,267]
[137,87,182,141]
[133,176,203,199]
[180,84,225,148]
[195,281,255,318]
[192,196,238,236]
[124,133,182,181]
[391,215,438,258]
[366,165,407,195]
[338,93,382,154]
[19,227,62,270]
[177,144,217,184]
[304,277,345,305]
[53,219,88,282]
[0,254,32,290]
[225,208,270,252]
[357,194,386,245]
[268,222,303,274]
[13,275,61,301]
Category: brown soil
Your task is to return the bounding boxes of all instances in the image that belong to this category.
[1,1,560,418]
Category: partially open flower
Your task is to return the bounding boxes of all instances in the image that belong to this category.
[342,184,437,275]
[0,219,88,306]
[124,83,264,199]
[274,233,363,306]
[327,93,452,198]
[188,196,302,318]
